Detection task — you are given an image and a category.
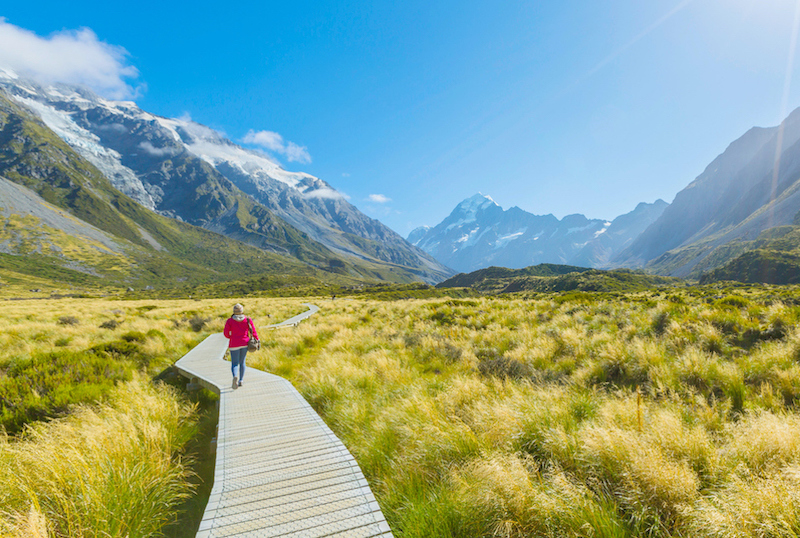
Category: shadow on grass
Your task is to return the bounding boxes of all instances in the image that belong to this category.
[159,369,219,538]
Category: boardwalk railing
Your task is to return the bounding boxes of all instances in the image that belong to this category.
[175,304,393,538]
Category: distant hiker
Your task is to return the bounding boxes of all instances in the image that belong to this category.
[223,303,259,389]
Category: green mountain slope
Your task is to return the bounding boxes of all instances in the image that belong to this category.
[699,223,800,284]
[0,174,338,289]
[438,264,592,289]
[437,263,677,294]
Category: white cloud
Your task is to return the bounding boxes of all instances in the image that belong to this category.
[368,194,391,203]
[243,130,283,151]
[0,19,140,99]
[138,141,179,158]
[97,122,128,134]
[243,129,311,164]
[304,187,349,200]
[284,141,310,164]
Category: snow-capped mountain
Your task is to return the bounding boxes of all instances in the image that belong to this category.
[406,226,431,246]
[0,70,451,282]
[410,194,668,273]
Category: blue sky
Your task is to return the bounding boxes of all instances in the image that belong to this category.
[3,0,800,235]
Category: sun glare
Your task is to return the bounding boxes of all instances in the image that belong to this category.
[722,0,800,29]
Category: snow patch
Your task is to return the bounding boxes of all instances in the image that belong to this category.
[452,226,492,251]
[13,96,156,210]
[593,221,612,238]
[156,117,321,192]
[494,228,527,249]
[303,187,347,201]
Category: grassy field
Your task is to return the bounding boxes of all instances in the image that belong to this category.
[2,286,800,536]
[0,295,317,537]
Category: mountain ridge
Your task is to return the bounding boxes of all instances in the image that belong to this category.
[612,107,800,277]
[410,193,667,273]
[0,71,452,284]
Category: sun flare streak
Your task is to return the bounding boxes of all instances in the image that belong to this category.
[585,0,697,79]
[770,0,800,227]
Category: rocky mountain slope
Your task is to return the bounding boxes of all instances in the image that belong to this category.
[409,194,667,273]
[571,200,668,268]
[613,108,800,277]
[0,70,451,284]
[0,93,339,289]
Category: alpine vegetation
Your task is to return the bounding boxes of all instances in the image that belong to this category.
[247,288,800,538]
[3,289,800,537]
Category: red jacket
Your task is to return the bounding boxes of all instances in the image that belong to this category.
[223,316,258,348]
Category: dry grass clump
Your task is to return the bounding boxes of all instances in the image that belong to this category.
[724,411,800,474]
[683,468,800,538]
[0,377,197,538]
[451,455,629,538]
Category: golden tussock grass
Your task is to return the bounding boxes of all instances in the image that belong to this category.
[243,292,800,537]
[4,289,800,537]
[0,377,197,538]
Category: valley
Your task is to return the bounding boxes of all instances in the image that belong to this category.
[3,16,800,538]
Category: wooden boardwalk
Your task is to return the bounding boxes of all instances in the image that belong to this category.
[175,304,393,538]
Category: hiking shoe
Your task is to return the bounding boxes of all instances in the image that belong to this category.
[232,376,238,389]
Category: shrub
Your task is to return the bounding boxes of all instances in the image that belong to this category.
[99,319,120,329]
[121,331,147,343]
[146,328,166,340]
[715,295,749,309]
[439,342,463,364]
[57,316,79,326]
[477,355,530,380]
[188,316,209,332]
[651,311,670,336]
[0,350,134,433]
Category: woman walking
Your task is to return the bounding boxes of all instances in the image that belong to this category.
[223,303,259,389]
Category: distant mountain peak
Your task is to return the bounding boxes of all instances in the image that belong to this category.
[407,225,431,246]
[456,192,499,211]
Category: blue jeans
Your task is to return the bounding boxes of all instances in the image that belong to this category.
[230,347,247,380]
